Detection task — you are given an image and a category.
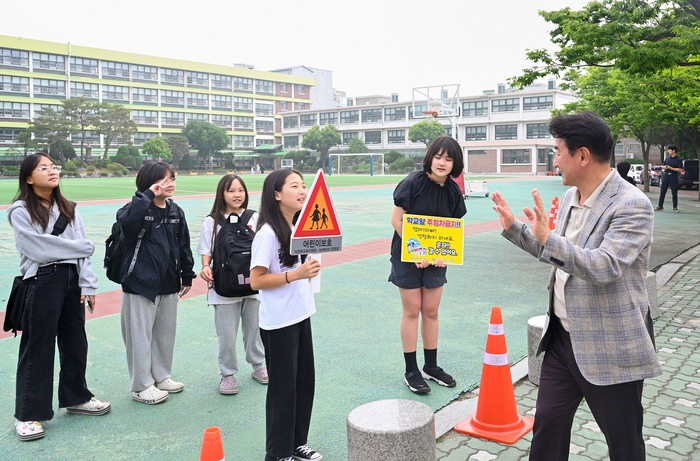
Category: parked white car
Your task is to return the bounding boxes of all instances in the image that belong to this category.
[628,164,644,184]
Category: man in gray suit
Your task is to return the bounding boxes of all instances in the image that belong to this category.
[492,111,662,460]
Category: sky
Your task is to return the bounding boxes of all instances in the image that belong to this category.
[3,0,589,102]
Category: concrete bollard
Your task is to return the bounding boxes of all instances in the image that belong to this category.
[527,315,547,386]
[347,399,435,461]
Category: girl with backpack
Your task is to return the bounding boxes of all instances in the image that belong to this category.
[198,174,267,395]
[250,169,323,461]
[7,153,110,441]
[117,162,196,405]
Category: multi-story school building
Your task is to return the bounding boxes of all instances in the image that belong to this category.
[0,34,315,168]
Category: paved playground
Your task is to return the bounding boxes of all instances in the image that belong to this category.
[0,176,699,460]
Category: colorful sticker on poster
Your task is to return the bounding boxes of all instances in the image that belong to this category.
[401,214,464,265]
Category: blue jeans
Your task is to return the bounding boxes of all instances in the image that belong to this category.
[15,264,93,421]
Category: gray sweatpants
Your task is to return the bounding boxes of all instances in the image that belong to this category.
[214,297,265,377]
[121,292,178,392]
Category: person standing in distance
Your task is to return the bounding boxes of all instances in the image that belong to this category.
[655,145,683,212]
[492,112,661,460]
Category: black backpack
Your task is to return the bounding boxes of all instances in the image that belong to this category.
[210,209,258,298]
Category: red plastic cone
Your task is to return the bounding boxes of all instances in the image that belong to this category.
[200,426,225,461]
[454,307,534,444]
[548,196,559,230]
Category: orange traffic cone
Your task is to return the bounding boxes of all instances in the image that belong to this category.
[454,307,534,444]
[200,426,225,461]
[548,196,559,230]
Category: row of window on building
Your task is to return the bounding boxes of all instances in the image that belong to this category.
[0,76,309,111]
[0,47,307,94]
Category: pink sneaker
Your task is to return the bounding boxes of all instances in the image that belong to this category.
[252,367,269,384]
[219,375,239,395]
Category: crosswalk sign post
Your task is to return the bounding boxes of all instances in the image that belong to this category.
[291,169,342,255]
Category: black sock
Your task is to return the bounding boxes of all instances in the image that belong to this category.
[404,352,418,374]
[424,348,437,369]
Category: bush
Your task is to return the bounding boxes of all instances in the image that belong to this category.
[179,154,194,171]
[385,150,402,164]
[3,166,19,176]
[389,156,414,173]
[64,161,79,172]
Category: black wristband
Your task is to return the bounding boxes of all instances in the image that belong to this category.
[285,272,290,284]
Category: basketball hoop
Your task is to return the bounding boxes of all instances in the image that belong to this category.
[423,111,439,121]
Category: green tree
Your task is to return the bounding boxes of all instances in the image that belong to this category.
[63,97,99,164]
[301,124,341,165]
[346,137,370,154]
[166,135,190,170]
[49,140,76,161]
[142,136,172,162]
[29,108,72,162]
[95,103,137,160]
[181,121,229,170]
[17,130,41,157]
[385,150,402,164]
[180,154,195,171]
[114,145,143,170]
[408,120,447,147]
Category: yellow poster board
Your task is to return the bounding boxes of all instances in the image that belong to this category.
[401,214,464,265]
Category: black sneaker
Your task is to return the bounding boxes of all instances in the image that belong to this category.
[293,444,323,460]
[422,366,457,388]
[404,370,431,394]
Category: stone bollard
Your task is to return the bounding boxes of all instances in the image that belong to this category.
[527,315,547,386]
[347,399,435,461]
[646,271,659,320]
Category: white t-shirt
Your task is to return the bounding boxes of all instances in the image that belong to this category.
[250,223,316,330]
[198,210,259,305]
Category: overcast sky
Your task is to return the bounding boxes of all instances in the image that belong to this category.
[4,0,589,101]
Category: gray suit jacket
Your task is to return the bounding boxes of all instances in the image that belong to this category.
[503,172,662,386]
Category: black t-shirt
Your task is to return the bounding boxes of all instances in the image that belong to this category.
[390,171,467,258]
[663,156,684,176]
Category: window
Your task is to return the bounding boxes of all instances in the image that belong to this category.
[212,94,232,109]
[134,132,156,146]
[234,116,254,129]
[256,80,273,94]
[298,85,306,94]
[284,135,299,148]
[319,112,337,126]
[1,48,29,68]
[211,114,232,129]
[256,120,274,133]
[102,61,129,78]
[103,85,129,102]
[1,75,30,94]
[257,138,274,146]
[445,126,457,138]
[162,112,185,126]
[33,53,65,71]
[186,92,208,107]
[503,149,531,164]
[280,83,288,93]
[233,96,253,111]
[340,110,359,124]
[384,107,406,121]
[70,82,98,98]
[463,100,488,116]
[132,87,158,103]
[187,113,208,123]
[526,123,550,139]
[297,103,307,110]
[362,109,382,123]
[523,96,553,110]
[186,72,208,87]
[538,148,551,164]
[300,114,317,127]
[161,68,184,84]
[70,57,98,75]
[387,130,405,144]
[465,126,487,141]
[365,131,381,145]
[161,90,185,105]
[0,128,23,142]
[342,132,358,144]
[280,101,288,111]
[34,104,61,116]
[0,102,30,119]
[255,103,274,116]
[76,130,99,143]
[468,150,487,155]
[492,98,520,112]
[132,65,158,81]
[495,124,517,140]
[408,103,427,118]
[283,116,298,128]
[132,110,158,125]
[211,74,232,89]
[234,135,254,147]
[234,77,253,91]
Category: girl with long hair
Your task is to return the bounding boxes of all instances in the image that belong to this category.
[7,153,110,441]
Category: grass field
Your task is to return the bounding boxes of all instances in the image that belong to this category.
[0,172,506,204]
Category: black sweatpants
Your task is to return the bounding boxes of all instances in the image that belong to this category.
[260,318,315,461]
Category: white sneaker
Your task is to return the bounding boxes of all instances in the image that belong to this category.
[155,378,184,393]
[14,419,45,441]
[66,397,111,415]
[132,385,169,405]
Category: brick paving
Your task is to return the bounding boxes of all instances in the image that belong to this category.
[437,246,700,461]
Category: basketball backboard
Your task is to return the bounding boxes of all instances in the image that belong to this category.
[411,84,460,120]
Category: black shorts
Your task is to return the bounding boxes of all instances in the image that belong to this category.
[388,257,447,289]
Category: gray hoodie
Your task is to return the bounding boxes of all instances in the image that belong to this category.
[7,200,98,296]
